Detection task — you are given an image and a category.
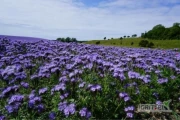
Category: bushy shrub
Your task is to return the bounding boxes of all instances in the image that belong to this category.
[139,40,149,47]
[139,40,155,48]
[131,42,134,46]
[147,42,154,48]
[96,41,100,44]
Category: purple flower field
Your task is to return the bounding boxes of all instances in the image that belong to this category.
[0,37,180,119]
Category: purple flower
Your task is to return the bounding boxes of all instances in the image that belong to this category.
[5,105,14,113]
[59,76,68,82]
[79,107,92,119]
[126,112,133,118]
[128,71,140,79]
[113,72,118,77]
[95,84,101,90]
[69,72,75,78]
[158,78,168,84]
[2,85,19,96]
[30,74,39,80]
[170,75,176,80]
[49,112,56,120]
[124,106,135,112]
[20,82,29,88]
[63,103,76,117]
[156,100,162,105]
[8,94,24,104]
[58,101,67,111]
[28,97,41,108]
[124,96,130,102]
[79,82,86,88]
[28,100,35,108]
[29,90,35,99]
[89,84,102,92]
[36,104,45,112]
[5,102,21,113]
[119,92,130,102]
[39,87,48,95]
[0,115,5,120]
[60,93,69,100]
[52,83,66,92]
[51,67,59,73]
[119,92,128,98]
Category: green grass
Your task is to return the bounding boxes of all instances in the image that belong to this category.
[85,38,180,49]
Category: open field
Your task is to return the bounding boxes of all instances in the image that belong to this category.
[86,38,180,49]
[0,37,180,119]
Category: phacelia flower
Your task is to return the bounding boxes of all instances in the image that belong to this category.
[49,112,56,120]
[39,87,48,95]
[79,107,92,119]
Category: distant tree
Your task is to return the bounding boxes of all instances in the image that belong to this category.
[57,37,77,42]
[132,34,137,37]
[56,38,61,41]
[127,36,130,38]
[173,22,180,27]
[111,38,113,39]
[104,37,106,40]
[57,38,65,42]
[123,36,126,38]
[71,38,77,42]
[65,37,71,42]
[141,33,145,38]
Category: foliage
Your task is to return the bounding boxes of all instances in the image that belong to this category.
[141,23,180,40]
[139,40,154,48]
[131,42,134,46]
[120,37,123,40]
[132,34,137,37]
[139,40,149,47]
[147,42,154,48]
[57,37,77,42]
[96,41,100,44]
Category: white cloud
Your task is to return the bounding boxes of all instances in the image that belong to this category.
[0,0,179,40]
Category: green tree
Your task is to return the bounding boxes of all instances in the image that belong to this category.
[71,38,77,42]
[141,23,180,40]
[120,37,123,40]
[65,37,71,42]
[132,34,137,37]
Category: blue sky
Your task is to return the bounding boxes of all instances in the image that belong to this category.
[0,0,180,40]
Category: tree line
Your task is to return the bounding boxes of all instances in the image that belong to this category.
[141,23,180,40]
[56,37,77,42]
[103,34,137,40]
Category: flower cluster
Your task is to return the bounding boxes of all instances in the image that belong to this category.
[58,102,76,117]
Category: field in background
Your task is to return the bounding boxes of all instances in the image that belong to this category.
[86,38,180,49]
